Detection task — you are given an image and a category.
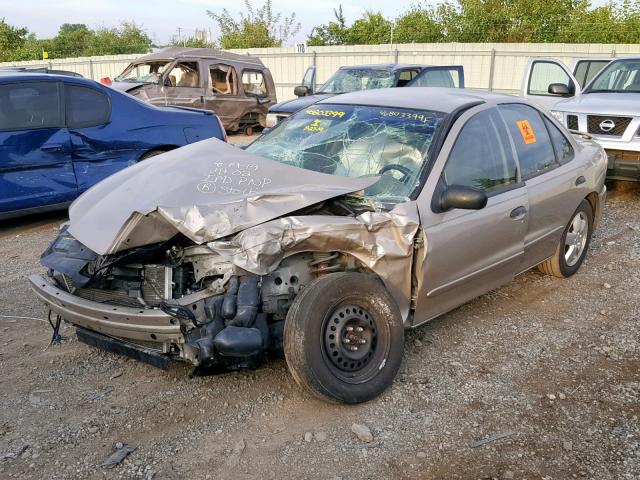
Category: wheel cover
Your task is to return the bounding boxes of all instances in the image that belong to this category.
[323,305,378,375]
[564,211,589,267]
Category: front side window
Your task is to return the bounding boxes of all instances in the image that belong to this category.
[166,62,200,87]
[443,108,518,193]
[66,84,110,128]
[499,104,558,179]
[527,61,573,96]
[115,61,170,84]
[0,82,61,131]
[318,69,395,94]
[246,104,445,202]
[242,70,267,96]
[587,59,640,93]
[397,69,419,86]
[573,60,610,88]
[210,64,238,95]
[410,68,460,88]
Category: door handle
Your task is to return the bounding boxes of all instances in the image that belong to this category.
[575,175,586,186]
[510,206,527,220]
[41,144,63,152]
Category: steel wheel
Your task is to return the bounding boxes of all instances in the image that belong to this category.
[564,211,589,267]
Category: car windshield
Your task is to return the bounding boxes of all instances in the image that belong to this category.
[115,61,170,84]
[246,104,445,203]
[318,69,395,94]
[586,59,640,93]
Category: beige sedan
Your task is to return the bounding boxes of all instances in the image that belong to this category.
[30,88,607,403]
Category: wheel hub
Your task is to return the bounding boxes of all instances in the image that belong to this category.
[564,211,589,267]
[324,305,377,372]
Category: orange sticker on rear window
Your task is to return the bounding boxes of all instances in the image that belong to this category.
[516,120,537,144]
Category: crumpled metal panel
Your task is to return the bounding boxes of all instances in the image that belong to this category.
[206,201,420,320]
[67,138,379,255]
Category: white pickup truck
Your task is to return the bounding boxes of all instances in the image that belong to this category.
[521,57,640,181]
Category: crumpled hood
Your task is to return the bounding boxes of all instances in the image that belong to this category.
[108,81,144,92]
[555,92,640,116]
[269,93,335,114]
[67,138,379,255]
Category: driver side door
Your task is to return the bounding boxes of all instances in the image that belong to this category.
[413,106,528,325]
[521,58,581,110]
[161,60,205,109]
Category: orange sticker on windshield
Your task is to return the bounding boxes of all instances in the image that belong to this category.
[516,120,537,144]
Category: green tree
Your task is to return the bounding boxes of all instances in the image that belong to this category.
[170,36,216,49]
[308,5,349,46]
[394,4,444,43]
[0,18,30,61]
[345,12,393,45]
[207,0,301,49]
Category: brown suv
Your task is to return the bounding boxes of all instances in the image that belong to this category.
[111,47,277,134]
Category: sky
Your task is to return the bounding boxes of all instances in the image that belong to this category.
[2,0,420,45]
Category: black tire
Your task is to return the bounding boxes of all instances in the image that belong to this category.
[284,272,404,404]
[244,125,254,136]
[139,149,167,161]
[538,199,594,278]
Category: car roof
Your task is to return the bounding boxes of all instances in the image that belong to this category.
[133,47,265,67]
[0,72,97,86]
[319,87,516,113]
[338,64,426,71]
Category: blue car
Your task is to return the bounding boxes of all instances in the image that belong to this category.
[0,73,225,219]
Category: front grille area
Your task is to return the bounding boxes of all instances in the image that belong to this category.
[587,115,632,136]
[567,115,579,131]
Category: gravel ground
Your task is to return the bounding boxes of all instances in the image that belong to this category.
[0,179,638,480]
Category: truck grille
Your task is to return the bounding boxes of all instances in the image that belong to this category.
[567,115,579,131]
[587,115,632,136]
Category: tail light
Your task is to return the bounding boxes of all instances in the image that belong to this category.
[100,77,112,85]
[215,115,228,142]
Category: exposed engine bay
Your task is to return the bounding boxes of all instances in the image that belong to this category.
[40,196,376,371]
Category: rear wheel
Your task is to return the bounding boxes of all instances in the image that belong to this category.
[284,272,404,404]
[139,149,168,161]
[538,199,593,278]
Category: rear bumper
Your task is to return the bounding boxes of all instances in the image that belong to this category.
[28,274,182,344]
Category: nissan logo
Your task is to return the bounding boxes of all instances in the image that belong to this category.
[599,119,616,132]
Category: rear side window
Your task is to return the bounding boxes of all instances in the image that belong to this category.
[410,68,461,88]
[443,108,518,193]
[242,70,267,96]
[66,84,110,128]
[0,82,62,131]
[499,104,558,179]
[544,117,575,165]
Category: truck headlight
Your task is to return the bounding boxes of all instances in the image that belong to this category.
[265,113,279,129]
[550,110,564,122]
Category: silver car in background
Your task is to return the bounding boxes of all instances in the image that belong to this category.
[30,88,607,404]
[522,56,640,181]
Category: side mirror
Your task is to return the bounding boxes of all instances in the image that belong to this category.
[439,185,488,211]
[294,85,309,97]
[548,83,571,96]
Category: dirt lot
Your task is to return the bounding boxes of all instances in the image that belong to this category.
[0,179,638,480]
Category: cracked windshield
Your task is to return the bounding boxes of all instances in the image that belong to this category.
[318,69,395,93]
[115,61,170,83]
[246,105,445,202]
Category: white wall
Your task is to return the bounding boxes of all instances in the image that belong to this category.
[2,43,639,102]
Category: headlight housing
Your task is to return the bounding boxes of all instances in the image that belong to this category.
[550,110,564,123]
[265,113,279,129]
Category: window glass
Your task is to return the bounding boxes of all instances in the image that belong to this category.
[397,69,419,86]
[242,70,267,95]
[246,105,445,202]
[166,62,199,87]
[443,108,518,193]
[528,61,572,95]
[302,67,315,89]
[410,69,460,88]
[318,69,395,94]
[499,104,558,178]
[66,84,110,128]
[115,61,169,84]
[0,82,61,131]
[544,117,574,165]
[573,60,610,88]
[210,64,237,95]
[588,59,640,92]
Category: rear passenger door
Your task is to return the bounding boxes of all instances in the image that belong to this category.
[65,82,123,193]
[414,106,528,324]
[498,103,585,270]
[0,81,76,216]
[204,62,240,129]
